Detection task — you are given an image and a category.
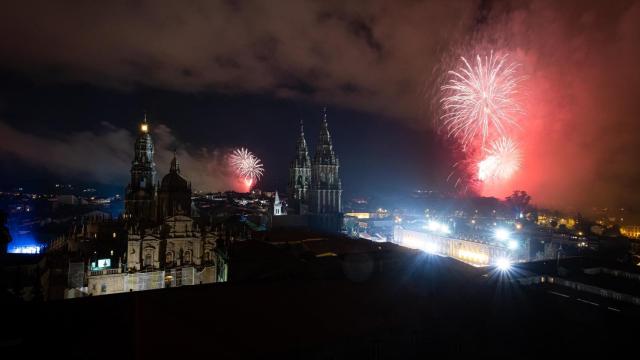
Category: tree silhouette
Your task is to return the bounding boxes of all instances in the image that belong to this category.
[505,191,531,216]
[0,210,11,255]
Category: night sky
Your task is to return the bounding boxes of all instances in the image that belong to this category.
[1,0,640,212]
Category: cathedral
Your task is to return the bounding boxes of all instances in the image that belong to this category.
[287,109,343,232]
[84,115,224,295]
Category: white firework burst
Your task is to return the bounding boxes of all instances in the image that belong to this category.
[229,148,264,188]
[477,137,522,181]
[441,52,525,149]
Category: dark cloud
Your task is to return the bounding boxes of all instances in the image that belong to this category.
[0,0,478,118]
[0,120,236,191]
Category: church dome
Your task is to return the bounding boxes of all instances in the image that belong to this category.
[160,154,189,192]
[160,171,188,191]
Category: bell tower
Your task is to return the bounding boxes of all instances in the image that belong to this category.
[125,113,157,223]
[288,119,312,214]
[309,108,342,214]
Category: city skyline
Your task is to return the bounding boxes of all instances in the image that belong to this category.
[1,1,640,213]
[2,2,640,357]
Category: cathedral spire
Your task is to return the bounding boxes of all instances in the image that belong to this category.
[309,107,342,216]
[293,119,310,167]
[289,118,312,214]
[314,107,336,165]
[170,149,180,174]
[141,112,149,133]
[126,113,157,223]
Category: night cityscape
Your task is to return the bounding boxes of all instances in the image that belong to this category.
[1,0,640,358]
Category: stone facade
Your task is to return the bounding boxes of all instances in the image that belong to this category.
[287,110,343,232]
[309,110,342,215]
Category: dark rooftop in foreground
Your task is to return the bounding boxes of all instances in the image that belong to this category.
[3,246,639,359]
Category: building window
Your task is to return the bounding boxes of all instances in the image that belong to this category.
[184,250,192,264]
[101,284,107,293]
[166,251,174,264]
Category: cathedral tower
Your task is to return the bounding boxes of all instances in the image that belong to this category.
[288,119,311,214]
[309,108,342,214]
[125,114,157,223]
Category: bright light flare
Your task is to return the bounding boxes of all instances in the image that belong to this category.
[425,220,451,235]
[496,258,511,271]
[427,220,440,232]
[494,228,510,241]
[401,236,440,255]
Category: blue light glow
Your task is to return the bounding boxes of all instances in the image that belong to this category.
[6,231,45,254]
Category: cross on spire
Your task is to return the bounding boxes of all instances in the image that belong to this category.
[170,147,180,173]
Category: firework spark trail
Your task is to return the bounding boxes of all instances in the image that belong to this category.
[441,52,525,149]
[229,148,264,188]
[477,137,522,182]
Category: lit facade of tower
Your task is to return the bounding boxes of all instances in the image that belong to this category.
[125,115,157,223]
[273,191,283,216]
[309,109,342,214]
[288,120,311,214]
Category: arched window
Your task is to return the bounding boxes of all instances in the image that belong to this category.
[184,250,192,264]
[166,251,174,264]
[144,253,152,267]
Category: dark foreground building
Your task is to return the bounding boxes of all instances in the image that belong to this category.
[2,236,638,358]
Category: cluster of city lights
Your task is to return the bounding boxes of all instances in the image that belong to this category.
[424,220,451,235]
[8,245,43,254]
[494,227,519,250]
[458,249,489,264]
[401,235,440,255]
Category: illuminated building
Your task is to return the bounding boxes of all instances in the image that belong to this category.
[393,226,521,267]
[283,109,343,232]
[124,113,157,222]
[345,212,370,219]
[273,191,283,216]
[621,225,640,239]
[288,119,311,214]
[77,116,227,297]
[309,108,342,214]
